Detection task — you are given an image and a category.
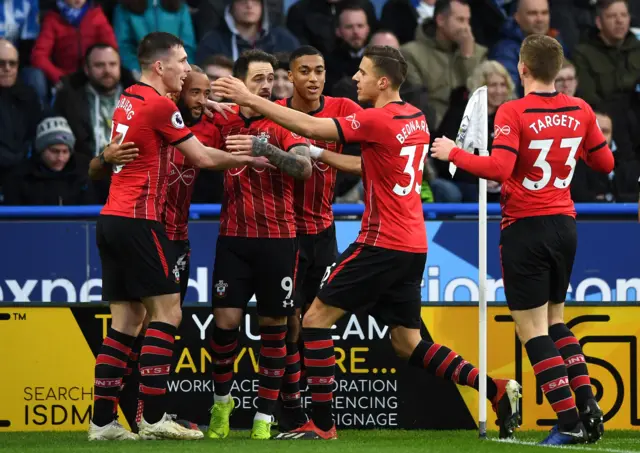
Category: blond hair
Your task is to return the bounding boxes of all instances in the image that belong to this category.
[466,60,516,100]
[520,34,564,83]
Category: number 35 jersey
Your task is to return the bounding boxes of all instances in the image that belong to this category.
[102,83,193,221]
[493,92,611,226]
[332,101,430,254]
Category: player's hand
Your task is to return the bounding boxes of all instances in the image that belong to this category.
[430,137,456,162]
[212,76,252,106]
[204,100,236,120]
[248,156,277,170]
[104,133,139,164]
[225,134,255,156]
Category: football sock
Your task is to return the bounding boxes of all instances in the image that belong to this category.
[256,325,287,416]
[549,323,594,411]
[525,335,580,431]
[209,326,239,399]
[302,327,335,432]
[281,341,303,410]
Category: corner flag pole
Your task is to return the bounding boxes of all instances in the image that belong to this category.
[450,86,489,438]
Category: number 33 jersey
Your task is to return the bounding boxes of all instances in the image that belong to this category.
[332,101,430,254]
[102,83,193,221]
[493,92,610,227]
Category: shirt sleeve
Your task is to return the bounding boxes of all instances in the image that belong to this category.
[276,125,309,152]
[582,103,608,155]
[332,108,378,144]
[339,98,363,116]
[151,97,193,146]
[491,102,521,155]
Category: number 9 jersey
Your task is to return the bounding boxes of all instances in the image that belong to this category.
[492,92,612,228]
[332,101,430,254]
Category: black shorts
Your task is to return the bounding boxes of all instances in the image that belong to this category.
[97,215,180,301]
[173,239,191,306]
[295,223,339,309]
[500,215,577,311]
[317,243,426,329]
[212,236,297,317]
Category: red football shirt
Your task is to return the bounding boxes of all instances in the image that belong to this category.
[333,102,429,253]
[164,116,224,241]
[214,106,309,238]
[101,83,193,221]
[276,96,362,235]
[487,93,610,228]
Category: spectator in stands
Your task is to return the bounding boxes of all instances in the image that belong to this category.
[272,52,293,100]
[324,1,372,95]
[113,0,196,79]
[195,0,298,63]
[433,60,515,202]
[286,0,377,56]
[0,39,41,192]
[380,0,435,45]
[31,0,116,90]
[3,116,94,205]
[490,0,565,96]
[0,0,49,103]
[549,0,596,57]
[573,0,640,162]
[401,0,486,129]
[369,29,400,48]
[554,59,578,97]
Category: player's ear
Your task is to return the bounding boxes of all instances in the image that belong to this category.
[378,76,389,90]
[288,70,294,83]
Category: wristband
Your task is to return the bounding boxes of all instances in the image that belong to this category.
[309,145,324,159]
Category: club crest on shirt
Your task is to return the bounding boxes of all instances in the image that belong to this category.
[171,111,185,129]
[257,131,270,143]
[291,132,302,139]
[214,280,228,298]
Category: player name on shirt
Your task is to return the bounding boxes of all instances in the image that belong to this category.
[396,116,430,144]
[116,96,135,120]
[277,95,362,235]
[528,112,581,134]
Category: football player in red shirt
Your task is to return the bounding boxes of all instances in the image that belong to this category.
[88,32,269,442]
[431,35,614,445]
[214,45,521,440]
[204,50,312,441]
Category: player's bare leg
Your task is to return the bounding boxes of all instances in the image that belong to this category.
[89,301,146,441]
[275,297,343,440]
[276,309,307,432]
[511,304,586,444]
[207,307,243,439]
[136,293,203,440]
[251,315,288,439]
[389,326,521,439]
[548,302,603,442]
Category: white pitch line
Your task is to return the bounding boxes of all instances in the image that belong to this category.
[491,437,639,453]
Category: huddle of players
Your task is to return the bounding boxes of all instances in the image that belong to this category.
[86,29,612,446]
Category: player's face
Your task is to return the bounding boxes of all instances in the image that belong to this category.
[244,61,274,99]
[352,56,379,103]
[180,72,211,121]
[161,46,191,93]
[290,55,326,102]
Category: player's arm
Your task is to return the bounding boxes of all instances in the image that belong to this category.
[88,134,139,180]
[176,135,263,170]
[311,145,362,176]
[212,77,340,142]
[250,138,312,180]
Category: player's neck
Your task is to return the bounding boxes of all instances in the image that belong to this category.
[139,74,168,97]
[290,94,321,114]
[239,105,262,119]
[524,80,557,96]
[373,90,402,109]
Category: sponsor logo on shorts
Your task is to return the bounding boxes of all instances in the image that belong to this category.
[215,280,228,298]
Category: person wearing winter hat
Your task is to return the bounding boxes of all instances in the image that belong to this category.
[3,116,94,205]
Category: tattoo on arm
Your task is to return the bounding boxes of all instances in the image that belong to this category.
[251,137,312,179]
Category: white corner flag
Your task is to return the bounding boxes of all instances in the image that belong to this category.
[450,86,490,438]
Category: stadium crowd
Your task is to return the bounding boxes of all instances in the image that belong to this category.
[0,0,639,205]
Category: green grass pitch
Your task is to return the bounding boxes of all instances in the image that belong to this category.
[1,430,638,453]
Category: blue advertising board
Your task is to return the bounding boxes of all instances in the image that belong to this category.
[1,220,638,304]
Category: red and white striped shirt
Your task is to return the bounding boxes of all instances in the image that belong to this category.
[102,83,193,221]
[276,96,362,235]
[164,116,223,241]
[214,107,309,238]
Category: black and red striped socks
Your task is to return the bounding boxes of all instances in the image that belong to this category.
[93,328,136,427]
[209,326,239,400]
[549,323,594,410]
[138,322,176,424]
[408,340,498,401]
[302,327,335,431]
[281,341,303,410]
[525,335,580,430]
[256,325,287,418]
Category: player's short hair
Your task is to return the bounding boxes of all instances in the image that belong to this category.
[289,46,323,65]
[519,34,564,84]
[84,43,118,65]
[233,49,278,80]
[137,32,184,69]
[274,51,291,71]
[189,64,204,74]
[596,0,628,17]
[363,45,407,90]
[200,54,234,71]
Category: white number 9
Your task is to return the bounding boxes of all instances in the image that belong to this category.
[281,276,293,300]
